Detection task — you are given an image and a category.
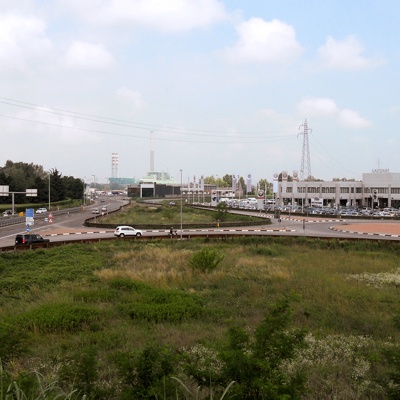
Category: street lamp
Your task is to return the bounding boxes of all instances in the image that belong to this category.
[180,169,183,239]
[48,172,51,211]
[83,177,86,206]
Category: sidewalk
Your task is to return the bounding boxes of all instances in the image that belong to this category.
[330,222,400,237]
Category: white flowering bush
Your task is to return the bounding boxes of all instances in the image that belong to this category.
[281,333,385,399]
[346,268,400,288]
[180,343,223,384]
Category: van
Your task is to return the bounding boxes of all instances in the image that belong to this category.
[15,234,50,245]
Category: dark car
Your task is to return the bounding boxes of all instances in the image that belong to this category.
[15,233,50,245]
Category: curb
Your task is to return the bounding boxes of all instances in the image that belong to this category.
[329,226,400,238]
[44,227,296,237]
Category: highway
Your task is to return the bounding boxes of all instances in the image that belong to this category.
[1,199,400,249]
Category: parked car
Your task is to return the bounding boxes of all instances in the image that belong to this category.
[15,233,50,245]
[114,226,143,237]
[36,208,48,214]
[2,209,13,217]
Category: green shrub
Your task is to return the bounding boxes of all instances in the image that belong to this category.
[59,346,101,398]
[71,288,119,303]
[212,202,229,222]
[217,295,307,399]
[0,320,26,361]
[250,245,281,257]
[122,291,203,323]
[20,303,100,334]
[189,248,224,272]
[114,344,177,399]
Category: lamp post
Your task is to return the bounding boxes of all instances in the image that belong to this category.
[180,169,183,239]
[48,172,51,211]
[83,177,86,206]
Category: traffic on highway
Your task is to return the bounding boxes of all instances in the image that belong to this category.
[1,196,400,251]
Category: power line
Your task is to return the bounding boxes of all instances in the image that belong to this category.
[0,113,298,144]
[0,96,296,139]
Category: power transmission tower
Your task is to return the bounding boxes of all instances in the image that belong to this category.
[298,119,312,181]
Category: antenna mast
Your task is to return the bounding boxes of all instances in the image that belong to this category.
[298,119,312,181]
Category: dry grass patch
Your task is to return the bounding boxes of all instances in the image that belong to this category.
[233,255,291,281]
[96,247,194,287]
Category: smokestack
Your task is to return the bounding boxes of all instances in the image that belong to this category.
[111,153,119,178]
[150,131,154,172]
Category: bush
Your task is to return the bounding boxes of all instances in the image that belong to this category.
[0,320,26,361]
[20,303,100,334]
[114,344,177,399]
[189,248,224,272]
[217,295,307,399]
[120,288,204,323]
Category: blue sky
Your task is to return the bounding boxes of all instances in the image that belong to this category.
[1,0,399,184]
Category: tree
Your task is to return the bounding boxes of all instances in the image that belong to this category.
[222,174,233,187]
[49,168,65,203]
[0,161,84,205]
[204,176,228,188]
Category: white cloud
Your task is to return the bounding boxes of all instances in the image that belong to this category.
[338,108,372,129]
[297,97,338,117]
[0,13,52,68]
[317,35,383,70]
[297,97,371,130]
[115,87,146,109]
[224,18,303,63]
[64,41,114,69]
[60,0,228,32]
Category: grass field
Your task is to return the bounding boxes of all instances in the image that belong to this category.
[1,237,400,399]
[99,200,263,227]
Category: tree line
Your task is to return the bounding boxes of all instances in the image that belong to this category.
[0,160,83,205]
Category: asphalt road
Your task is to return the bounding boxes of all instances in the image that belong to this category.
[1,200,399,248]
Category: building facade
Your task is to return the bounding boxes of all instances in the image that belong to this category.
[277,170,400,209]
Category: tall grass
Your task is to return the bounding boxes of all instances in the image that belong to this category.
[1,237,400,398]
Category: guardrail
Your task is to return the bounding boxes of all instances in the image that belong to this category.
[0,231,394,253]
[0,207,86,228]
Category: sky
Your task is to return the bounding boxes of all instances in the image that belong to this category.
[1,0,400,185]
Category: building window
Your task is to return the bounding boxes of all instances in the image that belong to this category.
[340,187,349,194]
[286,187,292,193]
[391,188,400,194]
[307,187,319,193]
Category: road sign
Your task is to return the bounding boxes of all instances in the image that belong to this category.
[26,217,34,226]
[25,208,34,218]
[0,185,9,196]
[26,189,37,197]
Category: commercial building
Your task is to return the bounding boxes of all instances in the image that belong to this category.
[276,169,400,209]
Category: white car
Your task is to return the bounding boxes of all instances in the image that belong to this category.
[92,208,99,214]
[36,208,48,214]
[114,226,143,237]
